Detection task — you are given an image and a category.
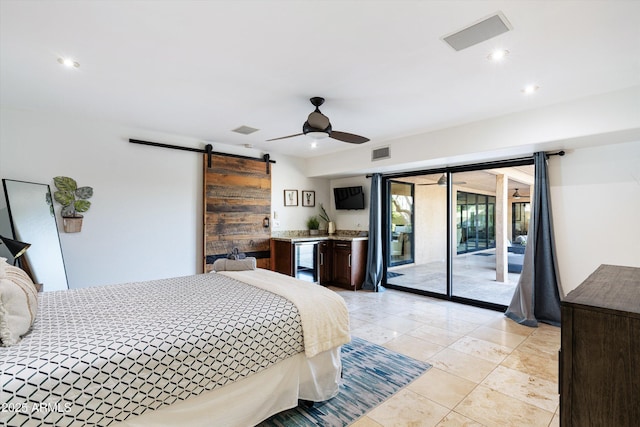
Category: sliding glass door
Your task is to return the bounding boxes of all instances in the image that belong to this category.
[383,163,534,310]
[385,174,447,296]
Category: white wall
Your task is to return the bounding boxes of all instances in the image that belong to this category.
[329,176,370,233]
[550,140,640,294]
[0,108,325,289]
[305,86,640,178]
[270,154,330,232]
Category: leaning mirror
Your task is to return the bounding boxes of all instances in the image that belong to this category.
[2,179,69,291]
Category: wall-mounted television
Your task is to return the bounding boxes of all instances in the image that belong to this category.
[334,186,365,210]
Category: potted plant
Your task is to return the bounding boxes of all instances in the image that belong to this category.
[307,216,320,235]
[319,204,335,235]
[53,176,93,233]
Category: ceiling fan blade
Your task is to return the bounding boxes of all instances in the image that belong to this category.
[308,111,330,130]
[266,133,303,142]
[329,131,369,144]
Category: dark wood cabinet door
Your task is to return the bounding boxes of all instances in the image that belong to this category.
[332,242,352,288]
[319,241,332,285]
[270,239,293,276]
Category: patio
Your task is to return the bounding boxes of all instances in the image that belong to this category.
[386,249,522,307]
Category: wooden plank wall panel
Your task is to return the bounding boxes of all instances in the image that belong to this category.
[204,154,271,272]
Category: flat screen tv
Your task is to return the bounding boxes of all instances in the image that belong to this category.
[334,186,365,210]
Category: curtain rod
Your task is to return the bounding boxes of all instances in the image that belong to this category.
[128,139,276,171]
[366,150,566,178]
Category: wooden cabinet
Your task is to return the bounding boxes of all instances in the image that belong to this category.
[560,264,640,427]
[270,239,293,276]
[270,238,367,289]
[331,239,367,290]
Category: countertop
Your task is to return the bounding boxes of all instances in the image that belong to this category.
[271,235,368,243]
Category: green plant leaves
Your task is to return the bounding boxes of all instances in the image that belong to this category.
[74,200,91,213]
[61,205,76,217]
[52,177,93,217]
[54,190,74,206]
[54,176,77,192]
[75,186,93,199]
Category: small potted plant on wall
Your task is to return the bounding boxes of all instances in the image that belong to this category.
[319,203,335,235]
[53,176,93,233]
[307,216,320,236]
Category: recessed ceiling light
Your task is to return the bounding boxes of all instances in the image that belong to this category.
[487,49,509,61]
[57,57,80,68]
[522,84,540,95]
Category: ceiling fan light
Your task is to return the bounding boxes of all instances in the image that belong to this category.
[513,188,521,199]
[307,131,329,140]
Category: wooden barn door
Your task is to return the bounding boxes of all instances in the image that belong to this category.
[204,154,271,272]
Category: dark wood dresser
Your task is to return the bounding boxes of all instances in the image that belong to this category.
[560,264,640,427]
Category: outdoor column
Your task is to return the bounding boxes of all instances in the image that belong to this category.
[496,174,508,282]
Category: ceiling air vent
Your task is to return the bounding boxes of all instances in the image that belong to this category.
[442,12,512,51]
[232,125,259,135]
[372,146,390,161]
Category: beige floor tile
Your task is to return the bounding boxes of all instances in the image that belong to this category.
[350,415,384,427]
[372,314,425,334]
[481,365,558,413]
[485,317,536,336]
[351,323,401,345]
[428,348,497,383]
[516,335,560,359]
[500,349,558,383]
[350,307,397,323]
[349,316,369,331]
[408,368,477,409]
[383,334,445,361]
[420,317,480,335]
[408,324,464,347]
[367,388,450,427]
[449,336,511,364]
[468,326,527,349]
[435,411,485,426]
[455,386,554,427]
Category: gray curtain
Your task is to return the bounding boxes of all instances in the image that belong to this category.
[362,173,383,291]
[505,152,562,327]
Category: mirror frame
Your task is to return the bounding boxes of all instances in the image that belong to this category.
[3,179,69,291]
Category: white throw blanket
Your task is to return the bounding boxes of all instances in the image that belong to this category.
[219,269,351,358]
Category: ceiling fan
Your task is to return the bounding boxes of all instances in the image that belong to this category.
[267,97,370,144]
[418,174,467,186]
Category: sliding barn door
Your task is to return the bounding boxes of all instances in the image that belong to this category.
[204,154,271,272]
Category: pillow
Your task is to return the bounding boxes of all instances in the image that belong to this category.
[212,257,257,272]
[0,258,38,346]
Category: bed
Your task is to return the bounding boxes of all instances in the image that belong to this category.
[0,267,350,427]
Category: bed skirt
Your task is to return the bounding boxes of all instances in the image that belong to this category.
[115,346,342,427]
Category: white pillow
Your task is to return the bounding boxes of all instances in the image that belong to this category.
[0,257,38,346]
[212,257,257,272]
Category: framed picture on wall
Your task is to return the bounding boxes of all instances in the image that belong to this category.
[284,189,298,206]
[302,190,315,207]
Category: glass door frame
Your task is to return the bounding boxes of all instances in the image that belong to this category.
[387,179,415,267]
[381,157,534,312]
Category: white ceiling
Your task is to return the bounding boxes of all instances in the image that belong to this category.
[1,1,639,160]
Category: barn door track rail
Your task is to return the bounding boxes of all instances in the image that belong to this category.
[129,139,275,172]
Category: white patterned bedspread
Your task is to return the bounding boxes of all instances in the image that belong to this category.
[0,274,304,427]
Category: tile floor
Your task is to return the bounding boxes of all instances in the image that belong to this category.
[332,286,561,427]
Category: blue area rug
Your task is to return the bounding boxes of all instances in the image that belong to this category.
[259,336,431,427]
